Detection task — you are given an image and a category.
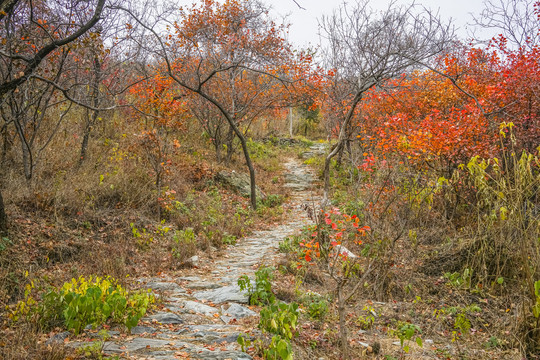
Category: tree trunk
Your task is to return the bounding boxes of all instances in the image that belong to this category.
[238,135,257,210]
[79,122,91,164]
[289,107,293,137]
[79,53,101,165]
[337,282,349,359]
[225,123,235,165]
[323,91,366,201]
[215,139,222,163]
[0,189,7,236]
[336,142,345,167]
[13,117,33,180]
[199,93,257,209]
[156,170,162,222]
[21,138,32,180]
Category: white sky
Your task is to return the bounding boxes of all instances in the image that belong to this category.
[174,0,498,48]
[266,0,490,48]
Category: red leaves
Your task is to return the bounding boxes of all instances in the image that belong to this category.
[298,208,370,264]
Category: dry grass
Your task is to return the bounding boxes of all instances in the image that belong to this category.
[0,105,302,360]
[0,324,71,360]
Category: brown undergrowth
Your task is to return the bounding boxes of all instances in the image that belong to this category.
[0,122,305,359]
[270,144,538,359]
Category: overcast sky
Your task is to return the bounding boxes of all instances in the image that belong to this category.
[175,0,497,48]
[266,0,490,48]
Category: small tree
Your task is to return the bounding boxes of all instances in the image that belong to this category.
[119,0,307,209]
[0,0,106,232]
[319,0,455,201]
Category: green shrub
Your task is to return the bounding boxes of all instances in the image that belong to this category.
[259,302,299,360]
[259,194,284,208]
[237,267,299,360]
[278,235,301,254]
[299,292,329,320]
[10,276,154,335]
[238,266,275,306]
[222,233,237,245]
[171,228,197,261]
[396,323,422,353]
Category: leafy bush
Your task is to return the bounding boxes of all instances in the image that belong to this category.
[238,266,275,306]
[299,292,329,320]
[259,302,299,360]
[259,194,284,208]
[396,323,422,354]
[10,276,154,335]
[171,227,197,262]
[222,233,237,245]
[260,302,299,341]
[237,267,299,360]
[130,223,154,249]
[278,235,301,254]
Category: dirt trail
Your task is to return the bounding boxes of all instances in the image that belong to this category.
[67,148,322,359]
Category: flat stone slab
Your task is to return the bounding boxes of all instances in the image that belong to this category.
[187,331,242,344]
[46,331,70,345]
[187,324,240,332]
[185,282,223,290]
[194,285,248,304]
[130,325,157,334]
[145,281,185,293]
[180,300,219,316]
[146,349,251,360]
[146,312,184,324]
[187,349,252,360]
[103,338,171,353]
[223,303,257,319]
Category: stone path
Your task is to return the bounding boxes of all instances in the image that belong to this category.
[73,149,322,359]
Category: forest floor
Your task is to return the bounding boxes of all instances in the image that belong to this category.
[0,142,530,360]
[55,152,321,359]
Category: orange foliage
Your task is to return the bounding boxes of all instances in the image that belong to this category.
[356,43,540,167]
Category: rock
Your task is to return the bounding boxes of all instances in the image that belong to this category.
[145,281,184,293]
[46,331,70,345]
[335,245,357,259]
[102,338,171,353]
[184,255,200,268]
[192,331,221,343]
[147,312,184,324]
[221,334,242,343]
[180,300,219,316]
[188,331,242,344]
[194,284,249,304]
[223,303,256,319]
[187,324,238,332]
[187,349,252,360]
[185,282,222,290]
[130,325,157,334]
[215,171,266,200]
[178,276,201,282]
[220,315,232,324]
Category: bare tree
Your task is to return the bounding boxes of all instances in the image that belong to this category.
[0,0,107,235]
[471,0,540,48]
[0,0,106,98]
[319,0,455,202]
